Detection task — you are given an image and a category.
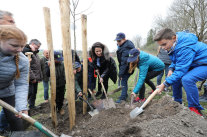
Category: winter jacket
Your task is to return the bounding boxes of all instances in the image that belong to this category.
[157,48,171,65]
[116,40,135,77]
[133,51,165,94]
[22,45,43,82]
[88,58,96,90]
[0,52,29,111]
[75,67,83,94]
[40,57,49,82]
[165,31,207,86]
[91,45,117,83]
[45,62,66,87]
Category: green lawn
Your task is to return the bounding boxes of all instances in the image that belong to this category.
[35,57,207,116]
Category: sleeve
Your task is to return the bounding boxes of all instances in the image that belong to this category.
[45,62,50,77]
[165,48,196,85]
[14,60,29,111]
[133,64,149,94]
[168,62,175,71]
[75,79,82,93]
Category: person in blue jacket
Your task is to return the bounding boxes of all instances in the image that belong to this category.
[154,28,207,116]
[128,48,164,102]
[115,33,135,103]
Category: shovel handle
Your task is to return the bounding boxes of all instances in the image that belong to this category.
[0,99,58,137]
[96,71,108,100]
[88,89,97,101]
[140,89,159,109]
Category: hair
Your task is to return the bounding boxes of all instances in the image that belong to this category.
[154,28,176,41]
[0,10,13,19]
[0,25,27,79]
[91,42,105,60]
[128,57,138,73]
[29,39,41,46]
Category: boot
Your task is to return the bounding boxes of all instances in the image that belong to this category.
[95,91,102,97]
[199,86,207,102]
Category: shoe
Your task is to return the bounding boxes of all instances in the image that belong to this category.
[148,90,154,94]
[133,97,146,103]
[29,106,41,110]
[199,97,207,102]
[59,109,65,115]
[189,107,202,116]
[100,94,106,99]
[44,100,49,103]
[95,91,102,97]
[115,99,123,104]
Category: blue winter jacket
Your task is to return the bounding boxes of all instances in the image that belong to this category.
[116,40,135,77]
[133,51,165,94]
[165,32,207,85]
[0,52,29,111]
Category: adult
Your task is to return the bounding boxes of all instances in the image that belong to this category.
[0,25,28,131]
[90,42,117,99]
[0,10,15,25]
[128,48,164,102]
[40,50,50,102]
[115,33,135,103]
[23,39,43,109]
[154,28,207,116]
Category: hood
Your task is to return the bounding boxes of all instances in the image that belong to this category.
[90,42,110,60]
[175,32,198,51]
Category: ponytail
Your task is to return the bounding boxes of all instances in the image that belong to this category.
[15,54,20,79]
[128,57,138,73]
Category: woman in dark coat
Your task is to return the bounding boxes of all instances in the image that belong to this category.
[90,42,117,99]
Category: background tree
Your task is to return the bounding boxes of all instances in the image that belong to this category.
[132,34,142,48]
[154,0,207,42]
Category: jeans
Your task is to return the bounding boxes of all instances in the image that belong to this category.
[0,95,24,131]
[0,109,9,131]
[157,64,170,85]
[43,81,49,100]
[119,74,131,100]
[28,82,38,108]
[172,66,207,110]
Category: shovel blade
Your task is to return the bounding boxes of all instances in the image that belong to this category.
[130,107,143,119]
[103,98,116,109]
[88,109,99,117]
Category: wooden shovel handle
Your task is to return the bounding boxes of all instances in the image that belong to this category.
[88,89,97,101]
[140,89,159,109]
[96,71,108,100]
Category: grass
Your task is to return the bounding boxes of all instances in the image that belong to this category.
[35,57,207,116]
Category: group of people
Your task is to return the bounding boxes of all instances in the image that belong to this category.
[0,9,207,135]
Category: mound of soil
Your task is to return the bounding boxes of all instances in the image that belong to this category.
[30,95,207,137]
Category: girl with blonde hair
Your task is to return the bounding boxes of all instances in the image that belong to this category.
[0,25,29,131]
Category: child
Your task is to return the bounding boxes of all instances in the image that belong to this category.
[128,48,164,102]
[46,51,66,115]
[0,25,28,131]
[154,28,207,116]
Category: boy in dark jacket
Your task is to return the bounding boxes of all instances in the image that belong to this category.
[46,51,66,115]
[115,33,135,103]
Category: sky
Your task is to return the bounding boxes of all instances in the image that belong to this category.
[0,0,173,52]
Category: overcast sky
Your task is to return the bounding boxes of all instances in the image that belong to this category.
[0,0,173,52]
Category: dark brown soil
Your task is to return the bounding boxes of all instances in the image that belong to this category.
[30,95,207,137]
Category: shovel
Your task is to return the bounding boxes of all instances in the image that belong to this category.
[78,96,99,117]
[130,89,159,119]
[96,71,116,109]
[88,89,104,111]
[0,99,70,137]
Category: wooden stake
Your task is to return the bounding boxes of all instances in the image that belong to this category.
[81,14,88,115]
[59,0,76,130]
[43,7,58,127]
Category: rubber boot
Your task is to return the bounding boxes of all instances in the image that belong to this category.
[199,86,207,102]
